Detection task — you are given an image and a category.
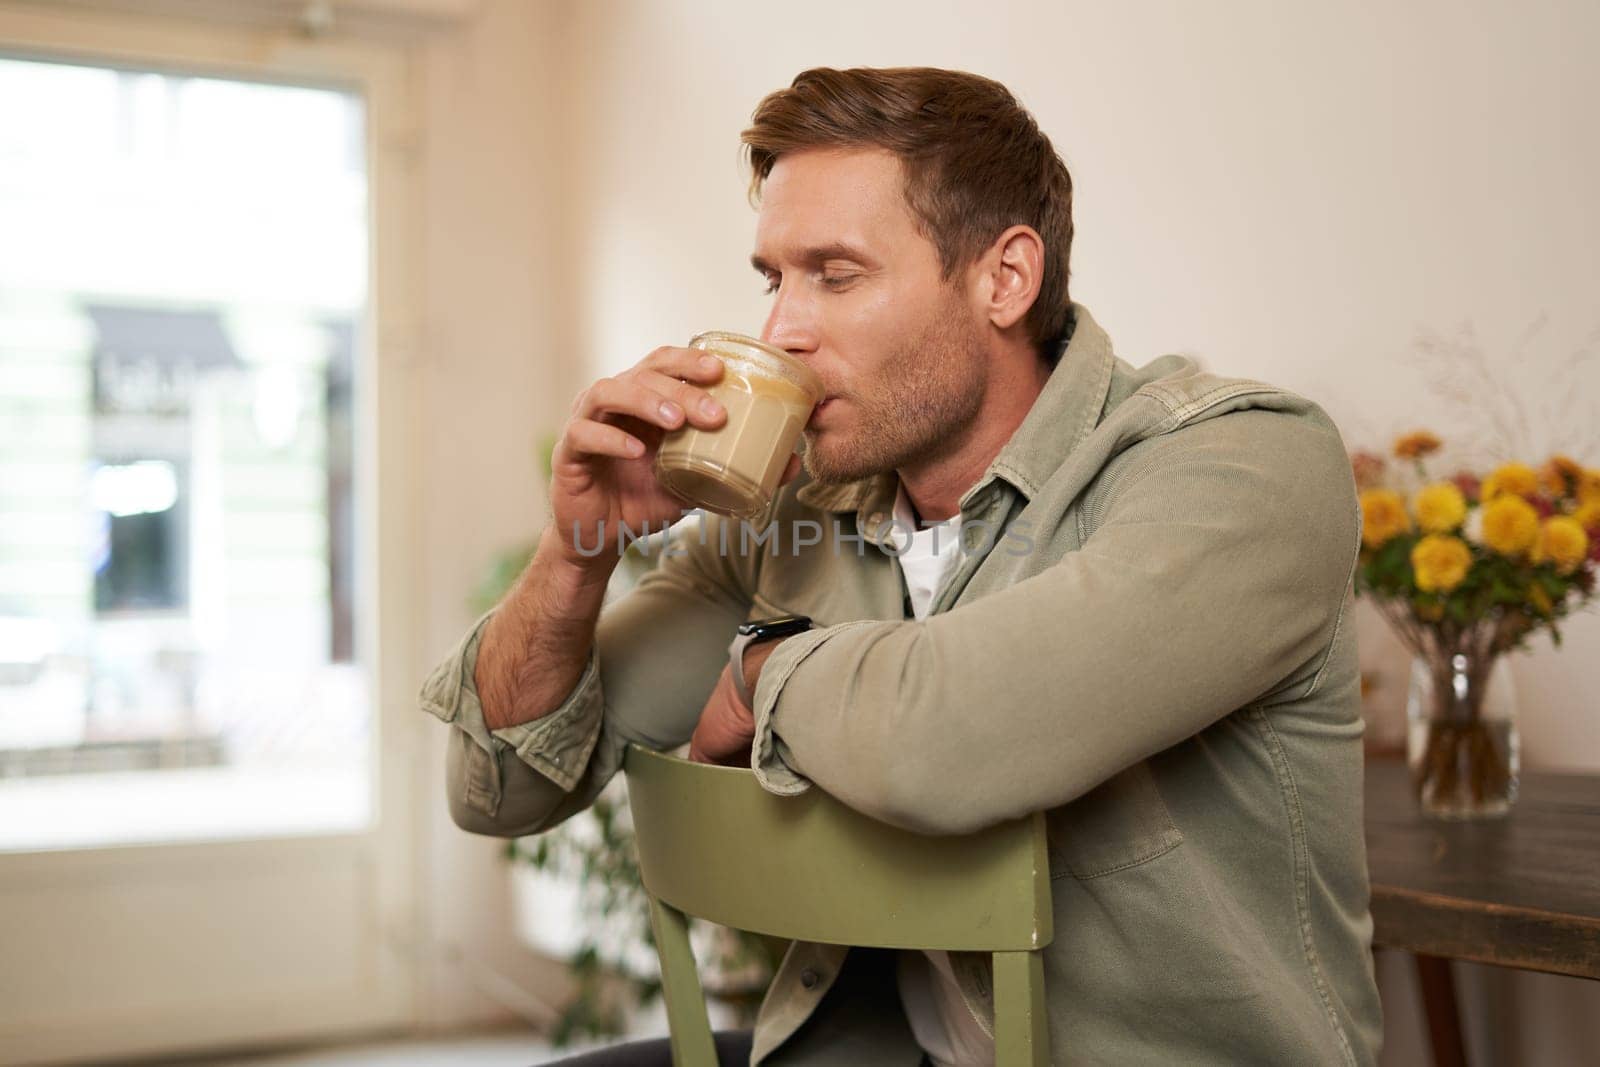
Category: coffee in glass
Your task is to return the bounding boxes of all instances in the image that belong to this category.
[655,331,822,522]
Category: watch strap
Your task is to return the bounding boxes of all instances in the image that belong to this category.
[728,616,812,708]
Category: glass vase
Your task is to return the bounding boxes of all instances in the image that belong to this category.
[1405,650,1520,818]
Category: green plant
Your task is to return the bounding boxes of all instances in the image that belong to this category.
[482,435,779,1045]
[504,784,660,1045]
[503,781,782,1045]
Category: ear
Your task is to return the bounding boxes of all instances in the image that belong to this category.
[977,225,1044,332]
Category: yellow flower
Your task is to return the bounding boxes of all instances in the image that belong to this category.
[1393,431,1442,460]
[1479,495,1541,557]
[1360,488,1411,548]
[1481,462,1541,501]
[1580,468,1600,506]
[1533,516,1589,573]
[1540,455,1583,497]
[1413,482,1467,533]
[1574,500,1600,532]
[1411,535,1473,593]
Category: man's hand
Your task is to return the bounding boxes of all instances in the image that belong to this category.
[546,346,804,571]
[688,639,787,766]
[476,345,803,733]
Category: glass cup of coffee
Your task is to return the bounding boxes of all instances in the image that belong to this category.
[654,331,823,523]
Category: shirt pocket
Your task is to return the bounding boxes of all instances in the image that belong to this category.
[1047,761,1184,879]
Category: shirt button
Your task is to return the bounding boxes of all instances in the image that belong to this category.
[800,968,821,990]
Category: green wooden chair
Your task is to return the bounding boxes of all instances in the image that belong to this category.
[623,744,1053,1066]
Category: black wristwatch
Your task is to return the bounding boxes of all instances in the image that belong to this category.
[727,614,812,707]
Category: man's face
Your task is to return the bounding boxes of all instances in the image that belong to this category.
[752,148,989,485]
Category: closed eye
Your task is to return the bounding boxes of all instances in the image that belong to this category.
[759,269,861,296]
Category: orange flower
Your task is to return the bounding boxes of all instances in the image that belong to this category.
[1479,495,1541,557]
[1411,535,1473,593]
[1539,455,1584,497]
[1573,500,1600,533]
[1580,468,1600,506]
[1393,431,1442,460]
[1360,489,1411,548]
[1481,462,1541,502]
[1533,516,1589,574]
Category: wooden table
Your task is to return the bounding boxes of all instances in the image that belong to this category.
[1364,760,1600,1065]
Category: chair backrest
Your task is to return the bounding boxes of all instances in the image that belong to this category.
[624,744,1052,1066]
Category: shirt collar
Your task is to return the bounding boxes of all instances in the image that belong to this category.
[883,479,964,553]
[795,302,1116,518]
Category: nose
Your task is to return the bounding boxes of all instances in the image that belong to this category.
[760,285,819,361]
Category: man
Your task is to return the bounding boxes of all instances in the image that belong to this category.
[422,67,1382,1065]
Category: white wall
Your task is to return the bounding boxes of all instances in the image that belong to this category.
[414,0,1594,1062]
[411,0,575,1031]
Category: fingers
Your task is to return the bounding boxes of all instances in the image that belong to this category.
[779,453,802,486]
[561,417,645,461]
[641,345,726,385]
[559,346,730,466]
[577,370,724,433]
[634,347,727,427]
[635,368,728,430]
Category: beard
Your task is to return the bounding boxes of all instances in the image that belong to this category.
[801,294,987,485]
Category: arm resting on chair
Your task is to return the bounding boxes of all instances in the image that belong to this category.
[751,412,1360,835]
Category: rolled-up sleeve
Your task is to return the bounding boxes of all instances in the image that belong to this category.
[752,409,1361,836]
[423,514,756,838]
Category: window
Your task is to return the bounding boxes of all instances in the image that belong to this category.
[0,56,371,847]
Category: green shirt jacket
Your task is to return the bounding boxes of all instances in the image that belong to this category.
[421,304,1383,1065]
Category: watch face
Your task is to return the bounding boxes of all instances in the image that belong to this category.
[737,614,812,640]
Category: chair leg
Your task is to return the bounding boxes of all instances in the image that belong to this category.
[647,896,717,1067]
[993,950,1049,1067]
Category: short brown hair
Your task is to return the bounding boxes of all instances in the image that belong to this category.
[743,67,1075,357]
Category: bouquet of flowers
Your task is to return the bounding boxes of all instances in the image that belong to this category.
[1351,431,1599,816]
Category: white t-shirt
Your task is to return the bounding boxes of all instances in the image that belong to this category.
[886,485,994,1067]
[892,488,964,619]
